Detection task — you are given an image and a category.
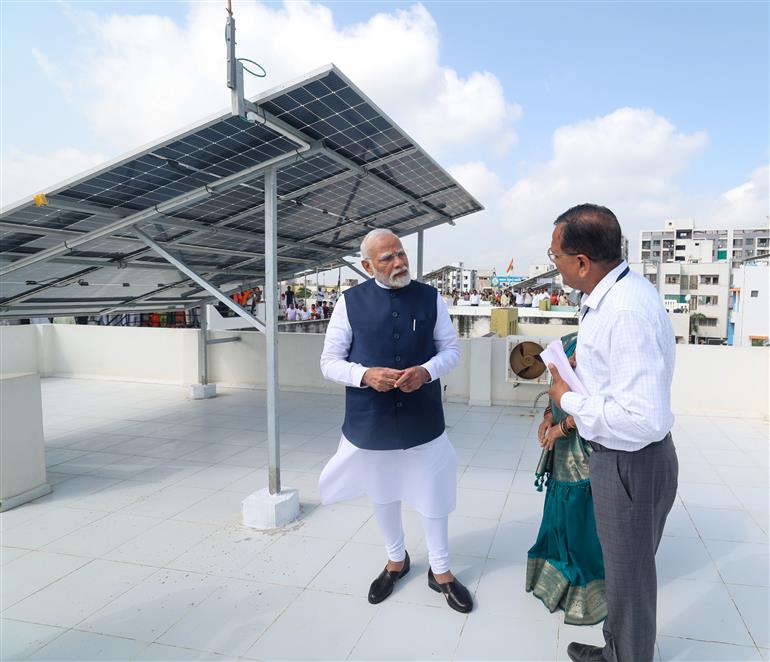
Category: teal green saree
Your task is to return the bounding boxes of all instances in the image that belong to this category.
[525,333,607,625]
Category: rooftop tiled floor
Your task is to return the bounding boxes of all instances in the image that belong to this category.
[2,378,768,661]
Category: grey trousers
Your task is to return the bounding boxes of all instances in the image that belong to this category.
[588,435,678,662]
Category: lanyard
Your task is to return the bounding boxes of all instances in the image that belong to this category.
[581,265,630,321]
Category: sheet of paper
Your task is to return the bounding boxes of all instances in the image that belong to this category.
[539,339,590,397]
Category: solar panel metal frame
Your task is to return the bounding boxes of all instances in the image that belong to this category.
[0,64,483,319]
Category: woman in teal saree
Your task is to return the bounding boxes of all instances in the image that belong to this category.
[525,332,607,625]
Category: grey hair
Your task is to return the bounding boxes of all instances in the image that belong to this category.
[360,228,399,260]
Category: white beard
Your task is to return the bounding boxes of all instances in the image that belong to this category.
[378,267,412,288]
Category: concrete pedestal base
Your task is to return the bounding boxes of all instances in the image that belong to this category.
[190,383,217,399]
[242,487,300,529]
[1,372,50,512]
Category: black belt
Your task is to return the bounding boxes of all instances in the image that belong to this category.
[588,432,671,453]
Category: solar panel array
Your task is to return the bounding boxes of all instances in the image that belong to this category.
[0,65,482,319]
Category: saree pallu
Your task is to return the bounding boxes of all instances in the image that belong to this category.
[525,334,607,626]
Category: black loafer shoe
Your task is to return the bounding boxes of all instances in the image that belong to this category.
[567,642,604,662]
[367,551,410,604]
[428,568,474,613]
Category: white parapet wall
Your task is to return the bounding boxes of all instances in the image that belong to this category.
[1,325,767,419]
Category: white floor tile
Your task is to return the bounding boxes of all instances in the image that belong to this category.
[704,539,770,587]
[123,485,214,519]
[488,520,539,562]
[657,578,753,646]
[133,642,230,660]
[239,534,343,587]
[678,483,746,510]
[688,506,769,543]
[293,503,372,541]
[455,610,558,660]
[104,519,219,567]
[663,505,700,539]
[500,491,547,525]
[454,487,508,520]
[245,589,373,661]
[79,568,217,641]
[656,536,722,582]
[3,559,155,628]
[26,629,148,661]
[657,635,763,660]
[1,550,90,609]
[167,524,274,577]
[0,619,65,660]
[459,466,514,492]
[1,507,106,549]
[43,512,160,558]
[308,540,383,597]
[445,515,498,558]
[158,578,301,657]
[350,600,465,660]
[727,584,769,649]
[0,546,30,565]
[171,489,246,526]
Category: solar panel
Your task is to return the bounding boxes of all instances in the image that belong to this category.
[0,65,483,318]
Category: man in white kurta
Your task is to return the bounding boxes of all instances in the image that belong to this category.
[318,229,473,613]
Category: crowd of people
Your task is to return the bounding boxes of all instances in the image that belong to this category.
[281,285,338,321]
[442,287,575,309]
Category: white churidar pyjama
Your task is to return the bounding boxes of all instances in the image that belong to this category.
[372,500,450,574]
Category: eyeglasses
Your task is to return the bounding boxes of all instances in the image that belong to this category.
[547,248,597,262]
[547,248,579,261]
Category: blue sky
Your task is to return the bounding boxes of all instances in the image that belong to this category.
[2,1,768,273]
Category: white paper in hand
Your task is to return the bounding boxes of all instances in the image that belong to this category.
[539,339,590,397]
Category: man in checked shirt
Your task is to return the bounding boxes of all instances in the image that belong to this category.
[546,204,679,662]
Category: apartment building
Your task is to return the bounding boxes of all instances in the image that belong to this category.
[630,261,730,343]
[640,219,769,264]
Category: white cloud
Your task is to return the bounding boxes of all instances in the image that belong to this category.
[493,108,710,265]
[1,148,107,209]
[37,1,519,158]
[703,165,769,229]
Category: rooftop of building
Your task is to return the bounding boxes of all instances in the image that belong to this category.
[2,378,768,661]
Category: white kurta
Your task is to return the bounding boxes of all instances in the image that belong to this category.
[318,279,460,518]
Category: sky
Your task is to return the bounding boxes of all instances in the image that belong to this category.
[1,0,768,279]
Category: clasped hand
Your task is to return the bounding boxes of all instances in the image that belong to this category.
[363,366,430,393]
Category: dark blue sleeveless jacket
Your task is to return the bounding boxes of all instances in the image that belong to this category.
[342,278,445,450]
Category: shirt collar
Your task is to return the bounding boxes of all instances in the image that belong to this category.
[581,260,628,312]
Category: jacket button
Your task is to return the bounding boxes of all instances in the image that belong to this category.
[390,292,396,298]
[395,402,403,408]
[395,355,401,362]
[392,311,399,318]
[393,333,400,340]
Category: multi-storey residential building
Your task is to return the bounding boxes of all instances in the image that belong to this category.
[729,264,769,347]
[630,261,731,343]
[423,262,477,293]
[639,219,769,264]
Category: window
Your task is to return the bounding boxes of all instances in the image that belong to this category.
[642,241,651,250]
[700,275,719,285]
[733,239,743,246]
[646,274,657,285]
[676,244,686,250]
[689,276,699,290]
[697,295,719,306]
[699,318,718,327]
[751,290,759,298]
[745,238,754,245]
[665,275,680,284]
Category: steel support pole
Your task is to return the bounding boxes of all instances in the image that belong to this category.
[264,167,281,495]
[416,230,424,282]
[198,305,208,385]
[132,228,266,333]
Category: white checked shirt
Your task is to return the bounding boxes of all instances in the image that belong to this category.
[320,280,460,388]
[560,261,676,451]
